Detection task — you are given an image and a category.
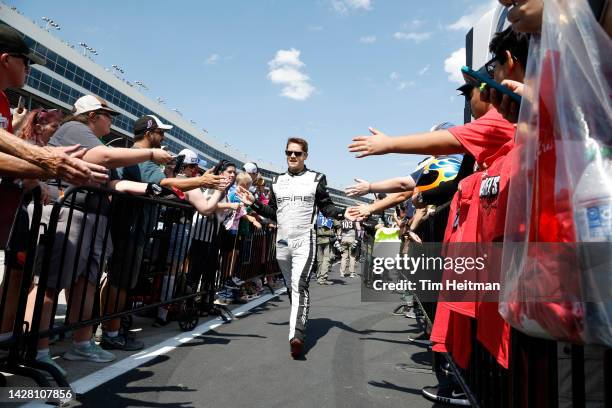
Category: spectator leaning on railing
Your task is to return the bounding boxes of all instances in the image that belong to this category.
[100,117,228,350]
[187,160,238,299]
[27,94,172,369]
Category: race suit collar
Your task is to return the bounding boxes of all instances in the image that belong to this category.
[288,166,308,177]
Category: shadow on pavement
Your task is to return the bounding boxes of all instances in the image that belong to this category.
[410,350,433,366]
[304,317,372,355]
[177,329,267,348]
[368,380,448,408]
[76,355,197,408]
[358,337,431,349]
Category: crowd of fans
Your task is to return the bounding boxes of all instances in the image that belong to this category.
[342,0,611,405]
[0,0,610,404]
[0,23,286,378]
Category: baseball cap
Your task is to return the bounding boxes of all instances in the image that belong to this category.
[457,65,488,95]
[73,95,119,116]
[243,162,259,174]
[429,122,456,132]
[179,149,199,165]
[133,115,173,136]
[0,25,45,66]
[197,159,208,170]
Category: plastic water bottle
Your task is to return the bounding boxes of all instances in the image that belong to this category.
[573,151,612,242]
[572,145,612,346]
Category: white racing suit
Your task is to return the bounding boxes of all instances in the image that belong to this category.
[252,167,344,342]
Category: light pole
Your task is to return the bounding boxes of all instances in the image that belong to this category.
[41,17,60,31]
[134,81,149,91]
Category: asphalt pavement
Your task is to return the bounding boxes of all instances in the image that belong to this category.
[64,265,441,408]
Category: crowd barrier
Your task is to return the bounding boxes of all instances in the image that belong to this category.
[0,186,279,387]
[376,202,612,408]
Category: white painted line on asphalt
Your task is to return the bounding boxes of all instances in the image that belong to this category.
[21,287,287,407]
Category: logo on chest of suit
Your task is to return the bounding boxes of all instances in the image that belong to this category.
[276,195,315,205]
[480,176,500,199]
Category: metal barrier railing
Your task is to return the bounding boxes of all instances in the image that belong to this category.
[1,185,280,388]
[0,187,54,387]
[395,202,612,408]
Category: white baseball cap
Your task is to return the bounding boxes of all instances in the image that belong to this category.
[179,149,199,165]
[73,95,119,116]
[243,162,259,174]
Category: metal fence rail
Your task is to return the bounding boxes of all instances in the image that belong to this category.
[0,185,281,387]
[403,202,611,408]
[0,187,53,387]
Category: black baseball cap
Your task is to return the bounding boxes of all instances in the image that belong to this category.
[133,115,173,136]
[457,65,488,96]
[0,25,45,65]
[457,83,475,97]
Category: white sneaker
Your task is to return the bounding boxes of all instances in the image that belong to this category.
[63,340,116,363]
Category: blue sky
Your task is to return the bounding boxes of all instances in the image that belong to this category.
[8,0,496,191]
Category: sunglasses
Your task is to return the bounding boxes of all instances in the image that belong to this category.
[9,53,30,68]
[484,57,498,78]
[35,108,61,122]
[96,110,113,119]
[149,129,165,136]
[285,150,304,157]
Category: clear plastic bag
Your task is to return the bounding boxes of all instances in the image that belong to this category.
[500,0,612,345]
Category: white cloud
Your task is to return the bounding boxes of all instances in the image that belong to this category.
[418,64,430,76]
[268,48,304,69]
[268,67,308,83]
[401,19,424,30]
[396,81,414,91]
[393,31,432,43]
[447,0,497,31]
[205,54,220,65]
[444,47,466,84]
[332,0,372,14]
[267,48,315,101]
[388,72,414,91]
[360,35,376,44]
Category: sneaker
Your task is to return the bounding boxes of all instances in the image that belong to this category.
[224,279,240,290]
[441,361,455,377]
[230,276,244,286]
[421,383,470,406]
[99,333,126,349]
[63,340,116,363]
[36,353,67,377]
[404,309,417,319]
[100,333,144,351]
[407,332,430,343]
[153,317,171,328]
[349,273,357,278]
[289,337,304,359]
[122,336,145,351]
